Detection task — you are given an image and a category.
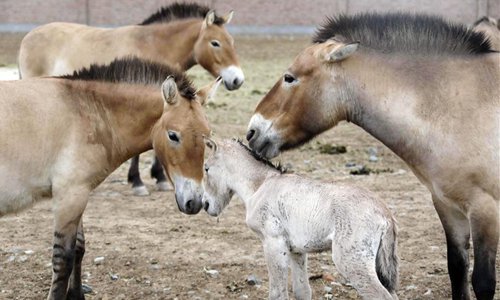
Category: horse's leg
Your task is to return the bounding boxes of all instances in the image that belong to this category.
[67,217,85,300]
[151,156,172,191]
[48,187,89,300]
[263,236,289,300]
[433,196,471,300]
[331,241,393,300]
[127,155,149,196]
[290,252,311,300]
[469,193,498,300]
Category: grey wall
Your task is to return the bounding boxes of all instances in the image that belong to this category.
[0,0,498,33]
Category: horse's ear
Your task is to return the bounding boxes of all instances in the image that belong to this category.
[196,76,222,106]
[203,135,218,153]
[326,42,359,62]
[202,10,216,30]
[161,76,178,105]
[222,11,234,24]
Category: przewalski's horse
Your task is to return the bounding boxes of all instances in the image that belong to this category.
[0,57,218,299]
[202,139,399,300]
[246,13,499,300]
[19,3,243,89]
[473,16,500,50]
[18,3,243,196]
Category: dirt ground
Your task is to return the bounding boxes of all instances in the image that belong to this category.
[0,35,498,300]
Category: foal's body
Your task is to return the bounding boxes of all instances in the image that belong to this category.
[203,140,398,300]
[0,58,213,299]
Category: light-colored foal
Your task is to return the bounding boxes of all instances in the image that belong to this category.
[202,139,399,300]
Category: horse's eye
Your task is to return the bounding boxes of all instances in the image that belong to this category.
[284,74,296,83]
[167,131,180,143]
[210,40,221,48]
[204,164,209,172]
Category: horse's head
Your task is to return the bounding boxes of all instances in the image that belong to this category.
[201,138,234,217]
[152,76,221,214]
[246,40,359,158]
[194,10,244,91]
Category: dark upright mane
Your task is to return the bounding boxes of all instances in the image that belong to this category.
[140,2,224,26]
[235,139,286,174]
[59,57,196,100]
[313,13,493,55]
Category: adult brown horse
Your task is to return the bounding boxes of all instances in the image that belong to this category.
[247,13,499,300]
[0,57,219,299]
[18,3,243,196]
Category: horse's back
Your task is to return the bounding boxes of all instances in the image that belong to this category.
[19,22,119,77]
[0,80,78,162]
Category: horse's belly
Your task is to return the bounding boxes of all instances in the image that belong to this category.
[0,165,52,216]
[288,233,331,253]
[287,221,333,253]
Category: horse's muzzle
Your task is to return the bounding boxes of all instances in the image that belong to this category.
[173,177,204,215]
[184,198,203,214]
[221,66,244,90]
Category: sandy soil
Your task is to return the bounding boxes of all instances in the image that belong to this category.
[0,36,498,300]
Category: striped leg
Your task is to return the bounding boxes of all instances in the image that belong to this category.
[47,187,89,300]
[67,218,85,300]
[49,227,78,299]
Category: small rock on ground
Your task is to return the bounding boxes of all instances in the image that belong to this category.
[93,257,105,265]
[82,284,93,294]
[246,274,262,286]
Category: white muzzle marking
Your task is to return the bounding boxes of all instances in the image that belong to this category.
[247,114,282,158]
[220,65,244,90]
[173,175,203,214]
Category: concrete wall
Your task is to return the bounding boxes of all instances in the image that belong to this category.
[0,0,498,32]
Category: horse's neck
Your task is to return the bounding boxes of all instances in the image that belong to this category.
[224,150,276,205]
[134,20,201,71]
[66,81,163,167]
[346,55,440,170]
[346,52,499,195]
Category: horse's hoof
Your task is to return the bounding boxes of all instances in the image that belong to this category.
[133,185,149,196]
[157,181,173,191]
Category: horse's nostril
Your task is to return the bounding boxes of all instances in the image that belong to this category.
[204,201,209,211]
[233,78,239,86]
[246,129,256,141]
[186,200,193,210]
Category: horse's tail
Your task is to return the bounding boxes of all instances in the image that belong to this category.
[375,216,399,295]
